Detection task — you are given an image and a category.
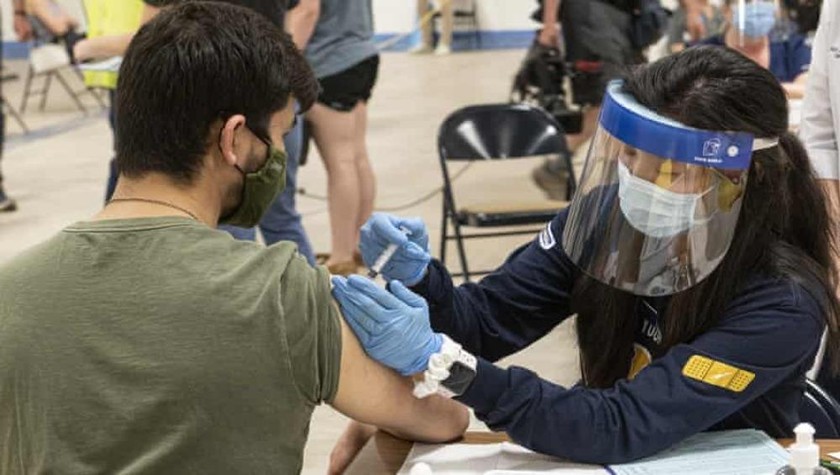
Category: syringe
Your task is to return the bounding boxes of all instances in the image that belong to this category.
[367,227,411,278]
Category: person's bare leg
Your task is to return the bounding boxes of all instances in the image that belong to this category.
[354,102,376,241]
[413,0,434,53]
[308,103,363,266]
[436,0,454,53]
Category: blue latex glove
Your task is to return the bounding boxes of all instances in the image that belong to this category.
[332,275,443,376]
[359,213,431,286]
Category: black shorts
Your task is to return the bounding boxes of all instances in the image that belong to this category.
[561,0,642,106]
[317,55,380,112]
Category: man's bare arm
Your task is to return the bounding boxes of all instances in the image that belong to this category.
[329,317,469,443]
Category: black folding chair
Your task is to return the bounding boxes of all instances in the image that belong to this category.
[21,18,106,115]
[800,379,840,438]
[438,103,574,281]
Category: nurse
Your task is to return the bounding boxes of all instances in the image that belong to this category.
[331,46,840,463]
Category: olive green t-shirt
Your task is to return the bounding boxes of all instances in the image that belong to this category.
[0,217,341,474]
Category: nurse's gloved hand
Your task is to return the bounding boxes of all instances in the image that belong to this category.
[332,275,442,376]
[359,213,431,286]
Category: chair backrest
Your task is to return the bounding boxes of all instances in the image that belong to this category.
[437,103,568,162]
[799,379,840,438]
[30,44,72,74]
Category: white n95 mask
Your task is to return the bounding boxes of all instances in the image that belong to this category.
[617,161,710,239]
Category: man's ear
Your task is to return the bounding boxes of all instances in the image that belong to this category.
[219,115,247,167]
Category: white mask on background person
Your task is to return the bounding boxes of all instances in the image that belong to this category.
[617,161,711,239]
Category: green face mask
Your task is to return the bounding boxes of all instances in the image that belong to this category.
[219,140,287,228]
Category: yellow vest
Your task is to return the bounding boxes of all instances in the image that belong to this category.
[82,0,145,89]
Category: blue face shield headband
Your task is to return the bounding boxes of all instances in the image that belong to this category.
[599,81,778,171]
[561,80,779,297]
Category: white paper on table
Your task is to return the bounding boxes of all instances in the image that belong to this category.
[399,430,789,475]
[607,430,788,475]
[397,441,608,475]
[397,443,500,474]
[829,451,840,461]
[494,443,608,474]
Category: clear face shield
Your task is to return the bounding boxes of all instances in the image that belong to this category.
[562,81,778,297]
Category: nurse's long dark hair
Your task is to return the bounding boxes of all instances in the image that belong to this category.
[573,46,840,388]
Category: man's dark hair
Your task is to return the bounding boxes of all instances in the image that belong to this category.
[116,1,319,183]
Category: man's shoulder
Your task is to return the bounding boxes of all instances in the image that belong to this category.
[0,233,66,287]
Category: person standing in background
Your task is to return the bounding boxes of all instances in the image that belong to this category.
[412,0,454,55]
[532,0,708,201]
[287,0,379,275]
[667,0,726,53]
[531,0,646,200]
[801,0,840,401]
[697,0,811,99]
[0,0,33,212]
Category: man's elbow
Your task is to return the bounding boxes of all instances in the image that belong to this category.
[443,403,470,441]
[387,401,469,443]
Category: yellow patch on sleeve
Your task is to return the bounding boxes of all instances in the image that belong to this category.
[682,355,755,393]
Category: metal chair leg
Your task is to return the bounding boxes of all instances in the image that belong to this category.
[440,202,449,265]
[20,66,35,113]
[89,87,107,109]
[55,71,88,114]
[75,70,108,110]
[39,73,53,112]
[2,97,30,134]
[562,150,577,199]
[452,218,471,282]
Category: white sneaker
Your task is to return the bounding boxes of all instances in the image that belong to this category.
[434,44,452,55]
[410,44,433,54]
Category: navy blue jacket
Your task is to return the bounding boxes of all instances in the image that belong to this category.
[697,33,812,83]
[411,208,824,464]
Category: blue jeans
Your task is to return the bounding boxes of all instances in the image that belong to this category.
[219,118,316,266]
